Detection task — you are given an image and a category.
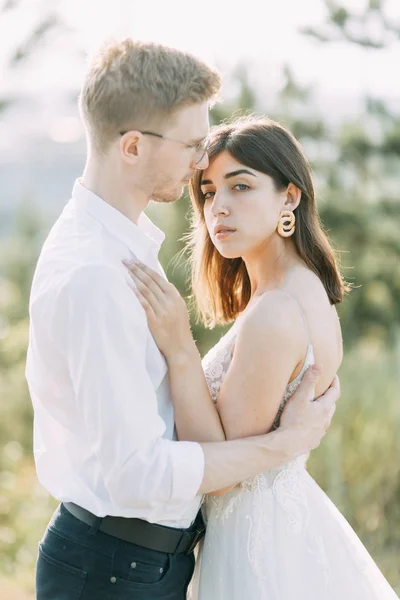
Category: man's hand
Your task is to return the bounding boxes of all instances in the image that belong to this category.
[279,365,340,456]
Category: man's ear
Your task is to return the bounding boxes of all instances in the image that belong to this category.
[283,183,302,211]
[120,131,143,163]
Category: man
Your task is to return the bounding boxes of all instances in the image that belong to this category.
[26,39,339,600]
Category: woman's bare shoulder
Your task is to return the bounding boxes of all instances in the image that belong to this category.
[236,289,308,355]
[282,267,343,389]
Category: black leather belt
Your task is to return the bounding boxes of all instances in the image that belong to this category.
[63,502,205,555]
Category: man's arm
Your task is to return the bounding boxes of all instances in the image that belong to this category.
[193,366,338,495]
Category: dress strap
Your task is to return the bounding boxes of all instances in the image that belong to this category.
[270,289,310,346]
[272,290,314,382]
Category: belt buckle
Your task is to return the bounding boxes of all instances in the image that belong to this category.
[185,527,204,555]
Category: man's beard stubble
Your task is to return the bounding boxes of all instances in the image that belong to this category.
[151,180,185,204]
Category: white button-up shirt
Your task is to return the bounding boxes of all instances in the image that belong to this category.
[26,180,204,528]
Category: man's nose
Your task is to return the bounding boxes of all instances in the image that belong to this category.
[194,151,209,170]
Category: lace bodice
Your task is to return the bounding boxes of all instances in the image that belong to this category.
[201,311,315,507]
[202,321,315,431]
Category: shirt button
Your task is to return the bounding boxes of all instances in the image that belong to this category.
[159,567,164,574]
[130,562,137,569]
[110,576,117,583]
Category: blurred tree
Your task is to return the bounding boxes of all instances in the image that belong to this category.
[301,0,400,48]
[0,0,65,117]
[299,0,400,346]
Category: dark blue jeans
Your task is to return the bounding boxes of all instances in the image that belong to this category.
[36,503,196,600]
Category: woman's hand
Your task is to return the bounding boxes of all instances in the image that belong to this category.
[123,259,225,444]
[123,260,195,361]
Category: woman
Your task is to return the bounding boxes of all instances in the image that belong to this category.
[125,116,398,599]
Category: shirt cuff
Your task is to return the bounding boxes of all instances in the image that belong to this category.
[169,440,205,503]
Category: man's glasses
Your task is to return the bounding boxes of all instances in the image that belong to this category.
[119,130,210,165]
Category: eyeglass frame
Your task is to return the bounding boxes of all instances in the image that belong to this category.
[119,130,210,165]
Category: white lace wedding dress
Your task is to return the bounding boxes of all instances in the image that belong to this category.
[188,316,399,600]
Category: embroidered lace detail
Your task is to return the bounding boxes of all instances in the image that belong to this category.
[206,456,307,522]
[273,465,308,534]
[241,471,276,492]
[271,345,314,430]
[207,487,243,523]
[245,498,272,600]
[202,326,237,405]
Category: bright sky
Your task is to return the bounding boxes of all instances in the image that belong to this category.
[1,0,399,146]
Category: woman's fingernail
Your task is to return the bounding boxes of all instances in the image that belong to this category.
[123,256,140,265]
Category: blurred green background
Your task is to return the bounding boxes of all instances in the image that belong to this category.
[0,0,399,596]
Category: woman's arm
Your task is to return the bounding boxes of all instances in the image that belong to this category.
[215,292,307,440]
[167,343,226,443]
[124,260,226,443]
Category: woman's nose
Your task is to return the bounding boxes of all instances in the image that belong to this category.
[211,195,230,216]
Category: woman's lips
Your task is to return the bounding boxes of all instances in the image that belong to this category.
[215,229,236,240]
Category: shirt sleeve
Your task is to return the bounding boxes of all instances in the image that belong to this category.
[54,263,204,509]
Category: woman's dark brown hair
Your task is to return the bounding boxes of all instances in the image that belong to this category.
[188,116,349,327]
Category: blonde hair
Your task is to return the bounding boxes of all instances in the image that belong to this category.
[79,38,221,153]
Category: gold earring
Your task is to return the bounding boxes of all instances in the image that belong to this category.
[277,210,296,237]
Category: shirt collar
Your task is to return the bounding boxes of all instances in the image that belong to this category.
[70,179,165,260]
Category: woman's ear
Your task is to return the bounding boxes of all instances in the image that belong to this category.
[283,183,302,211]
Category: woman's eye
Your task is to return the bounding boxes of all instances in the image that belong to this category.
[203,191,215,200]
[234,183,250,191]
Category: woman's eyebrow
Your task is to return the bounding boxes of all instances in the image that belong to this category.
[224,169,257,179]
[201,169,257,186]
